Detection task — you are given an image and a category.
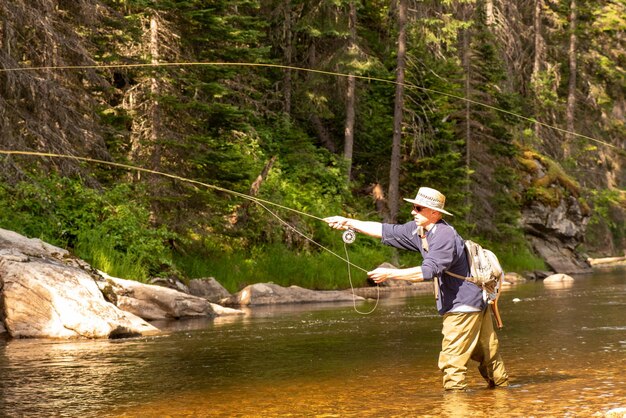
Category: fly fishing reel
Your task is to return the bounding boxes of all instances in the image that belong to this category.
[342,228,356,244]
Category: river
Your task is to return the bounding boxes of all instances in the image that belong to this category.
[0,268,624,417]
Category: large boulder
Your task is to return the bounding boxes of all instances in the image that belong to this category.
[98,275,221,321]
[543,273,575,283]
[543,273,575,289]
[223,283,363,306]
[0,250,158,338]
[188,277,232,303]
[522,197,591,274]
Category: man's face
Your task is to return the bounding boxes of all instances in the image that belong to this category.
[411,205,440,227]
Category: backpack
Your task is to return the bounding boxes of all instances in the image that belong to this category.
[446,240,505,328]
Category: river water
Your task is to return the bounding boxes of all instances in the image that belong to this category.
[0,268,624,417]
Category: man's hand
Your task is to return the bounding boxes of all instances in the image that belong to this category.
[324,216,351,230]
[367,267,394,283]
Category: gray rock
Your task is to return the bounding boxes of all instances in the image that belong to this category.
[188,277,231,303]
[149,277,190,293]
[224,282,363,306]
[0,228,241,339]
[100,274,218,320]
[521,196,591,274]
[209,303,244,316]
[0,255,158,339]
[523,270,552,281]
[543,273,575,283]
[503,272,527,284]
[543,273,575,289]
[0,228,69,259]
[522,197,588,241]
[528,236,590,274]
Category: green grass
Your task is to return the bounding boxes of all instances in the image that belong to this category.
[172,239,546,293]
[173,243,397,293]
[74,232,150,282]
[496,244,547,273]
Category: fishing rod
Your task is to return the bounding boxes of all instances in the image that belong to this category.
[0,149,380,313]
[0,61,620,152]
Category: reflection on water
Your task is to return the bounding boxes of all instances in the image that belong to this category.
[0,269,624,417]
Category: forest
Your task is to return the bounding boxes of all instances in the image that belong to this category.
[0,0,624,291]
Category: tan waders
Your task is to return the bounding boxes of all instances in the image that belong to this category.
[438,307,509,390]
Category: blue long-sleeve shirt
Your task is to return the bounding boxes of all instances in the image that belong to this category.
[381,220,485,315]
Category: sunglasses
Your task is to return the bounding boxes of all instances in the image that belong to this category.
[412,205,427,213]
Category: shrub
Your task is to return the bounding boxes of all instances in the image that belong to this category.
[0,174,177,281]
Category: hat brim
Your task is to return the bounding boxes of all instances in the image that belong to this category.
[403,198,453,216]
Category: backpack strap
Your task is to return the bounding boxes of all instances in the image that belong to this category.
[417,226,429,253]
[418,227,439,300]
[445,270,470,280]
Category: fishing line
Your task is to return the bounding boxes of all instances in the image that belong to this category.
[0,149,380,312]
[343,240,380,315]
[0,61,619,151]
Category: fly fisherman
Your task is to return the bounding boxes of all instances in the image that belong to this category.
[324,187,509,391]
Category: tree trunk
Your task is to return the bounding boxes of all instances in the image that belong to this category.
[387,0,407,224]
[307,39,336,153]
[250,155,278,197]
[344,1,357,182]
[371,183,387,218]
[150,14,162,170]
[311,114,336,153]
[565,0,577,159]
[485,0,494,26]
[462,16,472,218]
[283,0,292,116]
[2,17,11,55]
[531,0,544,140]
[231,155,278,226]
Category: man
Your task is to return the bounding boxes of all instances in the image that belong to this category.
[324,186,509,391]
